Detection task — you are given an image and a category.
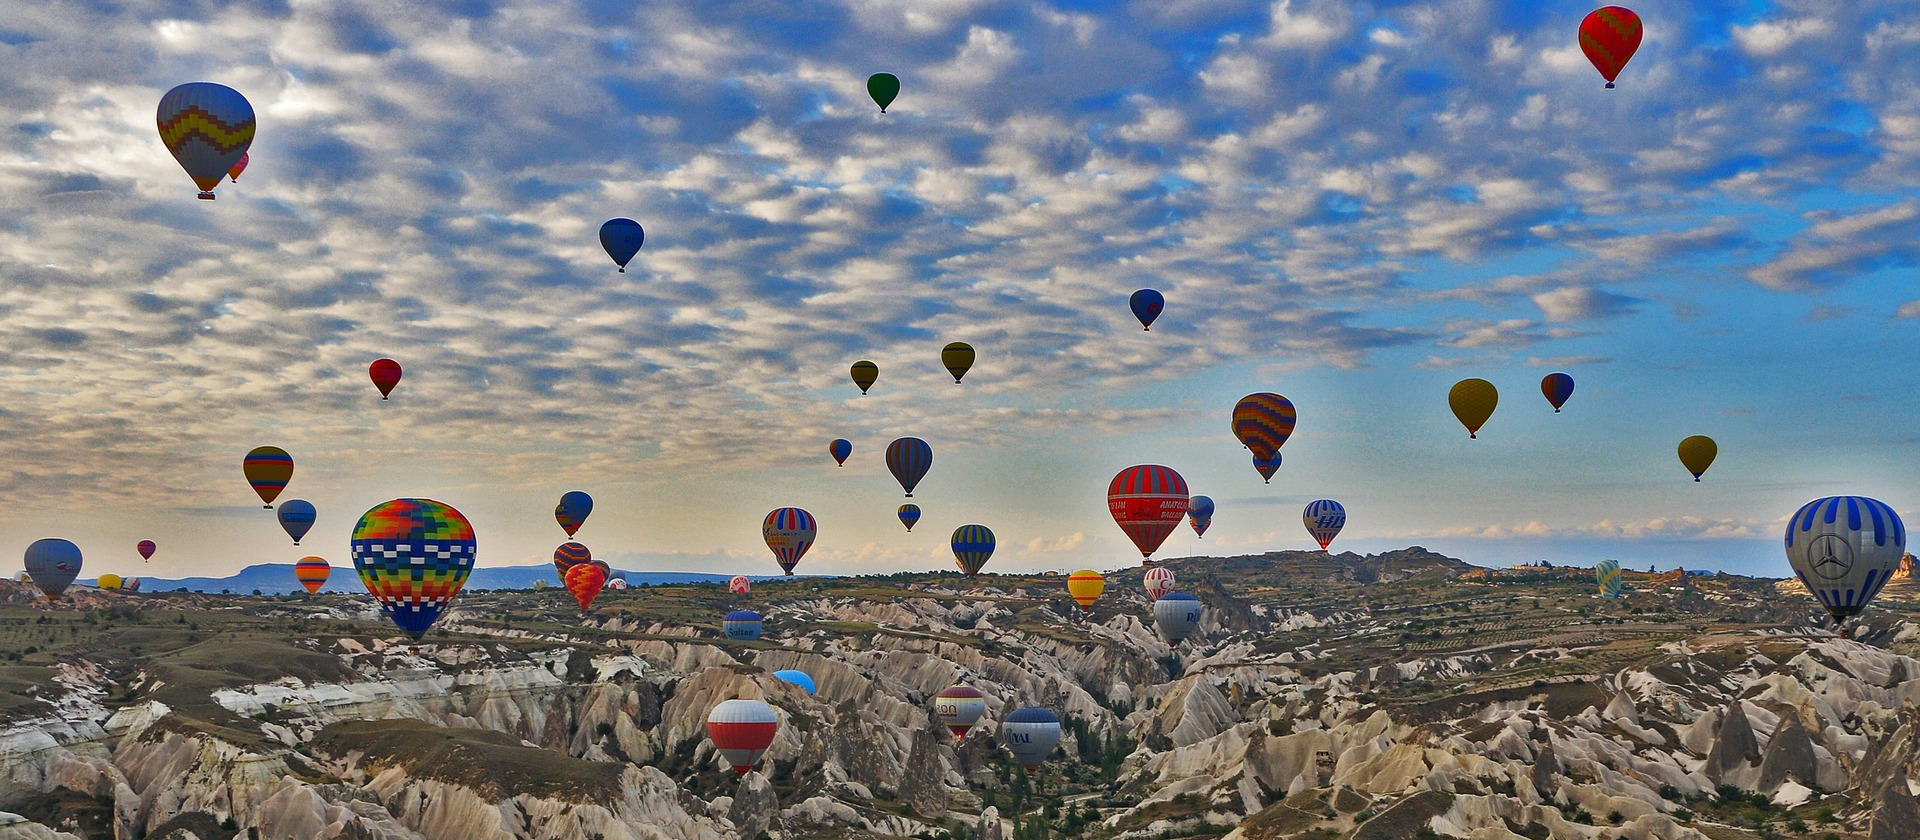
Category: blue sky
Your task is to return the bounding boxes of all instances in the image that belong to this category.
[0,0,1916,581]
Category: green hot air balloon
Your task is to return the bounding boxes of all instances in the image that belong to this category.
[868,73,900,113]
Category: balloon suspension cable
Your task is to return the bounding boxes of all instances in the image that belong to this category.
[198,192,216,200]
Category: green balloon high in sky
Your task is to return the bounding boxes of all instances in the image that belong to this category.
[867,73,899,113]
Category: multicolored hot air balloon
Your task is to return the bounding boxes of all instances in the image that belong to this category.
[565,562,607,611]
[722,609,763,641]
[243,446,294,508]
[851,361,879,395]
[829,439,852,466]
[707,699,779,776]
[1253,453,1282,484]
[1130,289,1164,331]
[23,539,80,601]
[277,499,316,544]
[1003,707,1062,771]
[763,508,817,575]
[1302,499,1345,551]
[1579,6,1643,89]
[1186,496,1214,538]
[555,491,593,537]
[897,504,920,532]
[1143,567,1175,600]
[553,541,592,579]
[1678,435,1717,482]
[1067,570,1105,610]
[599,218,645,273]
[951,524,995,577]
[1449,379,1498,439]
[227,151,249,182]
[350,498,476,640]
[369,358,402,399]
[295,557,331,594]
[1108,465,1189,562]
[729,575,751,596]
[1541,372,1575,413]
[934,686,986,739]
[157,82,255,200]
[1232,393,1297,460]
[1785,496,1906,632]
[941,342,975,383]
[867,73,900,112]
[1595,559,1623,599]
[886,437,933,497]
[774,670,816,695]
[1153,592,1202,643]
[136,540,156,562]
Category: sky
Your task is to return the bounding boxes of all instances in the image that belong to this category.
[1,0,1917,583]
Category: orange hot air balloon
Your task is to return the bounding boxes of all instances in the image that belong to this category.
[294,557,331,594]
[1066,570,1105,610]
[566,561,608,611]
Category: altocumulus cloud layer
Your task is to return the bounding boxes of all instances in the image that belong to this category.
[0,0,1916,573]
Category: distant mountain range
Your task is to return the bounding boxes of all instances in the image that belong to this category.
[86,564,758,595]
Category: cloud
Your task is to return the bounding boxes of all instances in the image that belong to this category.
[1897,300,1920,318]
[1746,202,1920,291]
[1388,516,1769,541]
[1531,286,1639,322]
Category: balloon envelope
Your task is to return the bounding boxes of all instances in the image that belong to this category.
[941,342,975,383]
[1153,592,1202,643]
[228,151,248,182]
[774,670,816,695]
[1678,435,1717,481]
[1785,496,1906,623]
[934,686,986,739]
[886,437,933,497]
[1108,465,1189,560]
[867,73,900,112]
[295,557,331,594]
[1253,453,1282,483]
[1143,567,1175,600]
[1449,379,1498,438]
[1579,6,1643,88]
[1595,559,1623,599]
[553,541,592,580]
[556,491,593,537]
[829,438,852,466]
[722,609,763,641]
[369,358,402,399]
[1067,570,1105,609]
[1187,495,1214,537]
[599,218,645,272]
[1232,393,1297,459]
[729,575,751,596]
[707,699,778,775]
[1302,499,1345,551]
[157,82,255,199]
[763,508,817,575]
[951,524,995,577]
[897,504,920,532]
[1129,289,1164,331]
[1003,707,1062,770]
[277,499,316,544]
[350,499,476,640]
[243,446,294,508]
[1540,372,1575,413]
[136,540,156,561]
[851,360,879,394]
[565,562,607,611]
[97,573,123,591]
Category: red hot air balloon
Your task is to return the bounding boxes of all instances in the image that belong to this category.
[369,358,402,399]
[1579,6,1643,89]
[707,699,779,775]
[565,562,607,611]
[729,575,751,596]
[1108,465,1190,564]
[228,152,249,182]
[136,540,156,562]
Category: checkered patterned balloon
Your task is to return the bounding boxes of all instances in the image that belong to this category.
[350,498,477,640]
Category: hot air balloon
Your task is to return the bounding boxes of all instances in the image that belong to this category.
[763,508,817,575]
[868,73,900,112]
[1785,496,1907,633]
[227,151,249,182]
[1678,435,1717,481]
[136,540,156,562]
[157,82,255,200]
[96,574,123,591]
[723,610,764,641]
[886,437,933,497]
[1153,592,1202,643]
[851,360,879,395]
[555,491,593,537]
[599,218,645,273]
[774,670,816,695]
[707,699,779,776]
[941,342,975,383]
[1108,465,1189,562]
[730,575,752,596]
[1143,567,1175,600]
[369,358,402,399]
[123,578,141,592]
[243,446,294,508]
[1302,499,1346,551]
[1003,707,1062,771]
[1187,496,1214,538]
[1253,454,1282,484]
[553,541,592,579]
[897,504,920,532]
[277,499,316,544]
[1541,372,1575,413]
[1595,559,1623,599]
[1067,570,1105,610]
[934,686,986,739]
[566,562,608,611]
[829,439,852,467]
[951,524,995,577]
[295,557,331,594]
[606,577,628,590]
[350,498,476,640]
[1130,289,1164,331]
[1579,6,1643,89]
[1232,393,1297,460]
[1449,379,1498,439]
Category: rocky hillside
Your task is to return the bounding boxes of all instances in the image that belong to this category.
[3,547,1919,839]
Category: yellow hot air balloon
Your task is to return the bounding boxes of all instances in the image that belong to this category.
[941,342,975,384]
[97,573,123,590]
[1449,378,1498,439]
[850,360,878,395]
[1678,435,1717,481]
[1066,570,1105,610]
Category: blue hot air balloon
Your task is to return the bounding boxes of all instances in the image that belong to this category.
[1595,559,1623,599]
[830,438,852,467]
[1186,495,1215,538]
[23,538,82,601]
[1785,496,1908,630]
[277,499,316,544]
[1002,707,1062,770]
[1302,499,1345,551]
[1153,592,1202,643]
[599,218,645,273]
[897,504,920,532]
[723,610,764,641]
[773,669,816,695]
[951,524,995,577]
[556,491,594,538]
[1541,372,1575,413]
[886,437,933,498]
[1129,289,1164,331]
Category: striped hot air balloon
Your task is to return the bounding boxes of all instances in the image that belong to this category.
[722,610,763,641]
[886,437,933,497]
[156,82,255,199]
[941,342,975,383]
[1785,496,1907,629]
[1108,465,1189,563]
[763,508,817,575]
[851,360,879,395]
[553,541,591,580]
[277,499,316,544]
[1066,570,1105,610]
[1252,453,1282,484]
[1302,499,1346,551]
[1143,567,1175,600]
[707,699,779,775]
[242,446,294,508]
[1595,559,1623,599]
[1186,496,1214,538]
[933,686,986,739]
[1541,372,1575,413]
[1232,393,1296,460]
[951,524,995,577]
[294,557,331,594]
[1002,707,1062,771]
[350,499,476,640]
[897,504,920,532]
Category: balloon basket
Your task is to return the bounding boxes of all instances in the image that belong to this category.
[197,192,216,200]
[1605,82,1615,89]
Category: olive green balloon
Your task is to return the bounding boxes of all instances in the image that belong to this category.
[1448,378,1498,439]
[851,360,879,395]
[1678,435,1717,481]
[867,73,900,113]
